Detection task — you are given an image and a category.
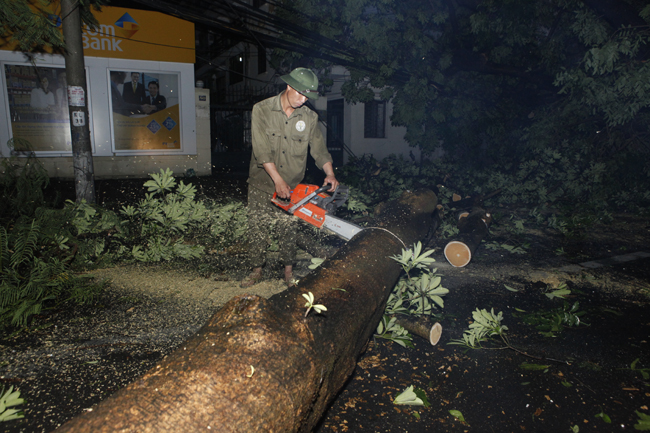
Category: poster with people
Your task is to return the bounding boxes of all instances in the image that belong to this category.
[108,70,181,151]
[4,64,73,152]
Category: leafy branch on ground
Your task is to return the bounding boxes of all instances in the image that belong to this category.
[449,307,572,364]
[0,386,24,422]
[635,411,650,431]
[621,358,650,381]
[515,301,588,338]
[375,242,448,347]
[448,308,509,349]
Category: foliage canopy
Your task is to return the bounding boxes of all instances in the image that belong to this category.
[279,0,650,166]
[0,0,102,52]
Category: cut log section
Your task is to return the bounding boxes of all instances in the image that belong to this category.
[444,207,491,267]
[444,240,473,267]
[394,315,443,345]
[55,189,438,433]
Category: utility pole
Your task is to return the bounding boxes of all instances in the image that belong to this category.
[61,0,96,203]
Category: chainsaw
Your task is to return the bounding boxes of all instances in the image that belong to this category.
[271,184,363,241]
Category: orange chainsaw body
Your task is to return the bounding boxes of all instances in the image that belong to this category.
[271,184,329,229]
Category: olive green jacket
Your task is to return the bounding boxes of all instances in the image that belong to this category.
[247,92,333,195]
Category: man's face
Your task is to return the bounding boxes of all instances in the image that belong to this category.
[286,86,308,109]
[131,73,139,84]
[148,83,159,98]
[41,77,49,91]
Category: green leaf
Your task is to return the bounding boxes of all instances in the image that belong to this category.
[430,295,445,308]
[0,386,24,422]
[545,288,571,300]
[634,411,650,431]
[393,385,425,406]
[308,258,325,270]
[504,285,519,292]
[595,411,611,424]
[449,409,465,422]
[519,362,550,371]
[412,387,430,407]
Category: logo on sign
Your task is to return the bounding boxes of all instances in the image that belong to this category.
[162,117,177,131]
[82,13,139,53]
[147,120,161,134]
[115,13,140,38]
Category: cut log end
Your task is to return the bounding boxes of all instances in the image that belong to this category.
[444,241,471,267]
[429,322,442,345]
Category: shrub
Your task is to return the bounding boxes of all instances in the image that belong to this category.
[0,218,102,329]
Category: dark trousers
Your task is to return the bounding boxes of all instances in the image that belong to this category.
[247,186,299,267]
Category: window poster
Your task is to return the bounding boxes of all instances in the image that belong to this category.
[109,70,181,151]
[4,64,73,152]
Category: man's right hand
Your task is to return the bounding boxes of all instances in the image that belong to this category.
[262,162,292,199]
[274,179,291,199]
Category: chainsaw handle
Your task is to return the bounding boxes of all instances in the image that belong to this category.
[317,183,333,193]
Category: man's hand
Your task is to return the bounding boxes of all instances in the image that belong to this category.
[262,162,292,199]
[274,179,292,199]
[323,175,339,192]
[322,162,339,192]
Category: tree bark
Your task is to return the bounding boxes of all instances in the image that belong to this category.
[55,189,438,433]
[61,0,96,203]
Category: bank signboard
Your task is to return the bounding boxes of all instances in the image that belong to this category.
[81,8,195,63]
[1,3,195,64]
[1,3,194,156]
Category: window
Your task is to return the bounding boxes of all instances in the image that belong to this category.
[364,100,386,138]
[253,0,266,7]
[257,45,267,74]
[229,55,244,85]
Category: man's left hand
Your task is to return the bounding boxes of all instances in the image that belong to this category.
[324,175,339,192]
[322,162,339,192]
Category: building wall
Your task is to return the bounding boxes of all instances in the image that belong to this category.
[326,66,418,164]
[0,52,208,179]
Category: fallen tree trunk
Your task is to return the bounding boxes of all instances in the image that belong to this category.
[56,189,438,433]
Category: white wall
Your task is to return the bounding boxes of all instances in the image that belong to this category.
[328,66,419,164]
[0,51,207,178]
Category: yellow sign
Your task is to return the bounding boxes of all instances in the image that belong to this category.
[82,7,194,63]
[1,3,195,63]
[113,106,181,151]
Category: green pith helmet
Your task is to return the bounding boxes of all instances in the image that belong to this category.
[280,67,319,100]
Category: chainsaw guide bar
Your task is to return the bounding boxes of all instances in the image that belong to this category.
[272,184,363,241]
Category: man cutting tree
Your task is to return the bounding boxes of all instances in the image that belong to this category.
[241,67,339,288]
